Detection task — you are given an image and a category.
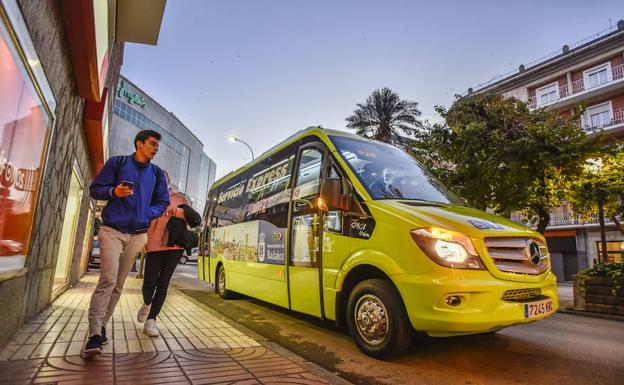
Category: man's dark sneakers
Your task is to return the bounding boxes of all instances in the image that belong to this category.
[101,327,108,345]
[81,335,103,358]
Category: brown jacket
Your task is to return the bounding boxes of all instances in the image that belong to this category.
[146,191,188,252]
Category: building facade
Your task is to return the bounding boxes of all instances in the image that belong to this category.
[469,20,624,281]
[0,0,166,347]
[109,76,217,215]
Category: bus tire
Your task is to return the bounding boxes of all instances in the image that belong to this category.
[346,279,413,358]
[216,265,236,299]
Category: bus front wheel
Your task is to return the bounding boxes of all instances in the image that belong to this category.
[216,265,235,299]
[346,279,413,358]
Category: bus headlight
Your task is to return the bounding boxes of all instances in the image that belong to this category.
[410,227,485,270]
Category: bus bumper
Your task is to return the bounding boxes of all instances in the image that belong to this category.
[393,270,559,337]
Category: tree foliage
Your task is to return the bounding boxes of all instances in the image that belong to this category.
[413,93,604,233]
[570,150,624,234]
[346,87,422,143]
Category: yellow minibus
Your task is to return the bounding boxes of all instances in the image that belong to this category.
[198,127,558,357]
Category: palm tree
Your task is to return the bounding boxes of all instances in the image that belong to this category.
[346,87,422,143]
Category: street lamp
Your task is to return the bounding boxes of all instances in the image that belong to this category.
[228,135,255,160]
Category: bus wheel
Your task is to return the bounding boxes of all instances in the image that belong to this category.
[346,279,413,358]
[216,265,235,299]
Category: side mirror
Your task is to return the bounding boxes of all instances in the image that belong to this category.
[320,177,351,212]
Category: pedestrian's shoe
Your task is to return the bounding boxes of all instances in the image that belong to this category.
[144,319,159,337]
[101,327,108,345]
[137,303,151,323]
[81,335,103,358]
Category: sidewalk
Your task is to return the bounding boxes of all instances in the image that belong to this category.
[557,282,573,310]
[0,273,340,385]
[556,282,624,321]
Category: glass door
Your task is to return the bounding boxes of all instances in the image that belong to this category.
[289,146,325,317]
[79,205,94,274]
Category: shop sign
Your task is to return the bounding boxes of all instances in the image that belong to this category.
[0,152,37,192]
[118,80,146,108]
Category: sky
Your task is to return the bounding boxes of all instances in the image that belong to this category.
[121,0,624,179]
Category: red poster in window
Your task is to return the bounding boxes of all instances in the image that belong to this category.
[0,26,51,270]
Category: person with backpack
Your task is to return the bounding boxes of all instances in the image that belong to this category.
[137,172,200,337]
[82,129,169,358]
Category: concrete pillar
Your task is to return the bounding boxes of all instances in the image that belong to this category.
[566,72,572,97]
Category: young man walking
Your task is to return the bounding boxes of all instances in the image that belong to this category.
[82,129,169,357]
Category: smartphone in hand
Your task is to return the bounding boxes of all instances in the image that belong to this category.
[121,180,134,189]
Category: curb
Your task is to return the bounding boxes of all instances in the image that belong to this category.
[557,307,624,322]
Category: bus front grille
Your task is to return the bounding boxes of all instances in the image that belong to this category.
[485,237,549,275]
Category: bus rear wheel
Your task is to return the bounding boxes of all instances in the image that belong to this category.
[216,265,236,299]
[346,279,413,358]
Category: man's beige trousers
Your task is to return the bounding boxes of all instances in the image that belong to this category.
[88,225,147,336]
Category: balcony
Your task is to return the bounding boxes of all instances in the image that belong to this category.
[577,108,624,135]
[511,211,603,228]
[527,63,624,109]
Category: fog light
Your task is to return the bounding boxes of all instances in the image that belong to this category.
[445,295,462,306]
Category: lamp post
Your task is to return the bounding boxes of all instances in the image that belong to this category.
[228,135,254,160]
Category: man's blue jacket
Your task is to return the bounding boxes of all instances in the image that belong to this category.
[90,154,170,234]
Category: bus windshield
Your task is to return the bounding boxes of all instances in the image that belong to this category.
[329,135,464,204]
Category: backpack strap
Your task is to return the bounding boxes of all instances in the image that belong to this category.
[113,155,128,184]
[114,154,164,192]
[152,163,163,187]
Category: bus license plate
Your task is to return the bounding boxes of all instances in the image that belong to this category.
[524,299,554,319]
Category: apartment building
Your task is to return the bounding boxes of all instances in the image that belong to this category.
[468,20,624,281]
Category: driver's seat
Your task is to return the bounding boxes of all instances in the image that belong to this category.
[358,163,388,198]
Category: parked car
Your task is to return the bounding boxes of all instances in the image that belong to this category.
[179,247,198,264]
[89,239,100,269]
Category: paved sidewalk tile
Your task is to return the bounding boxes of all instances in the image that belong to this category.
[0,273,330,385]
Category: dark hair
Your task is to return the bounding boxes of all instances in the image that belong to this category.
[134,129,162,149]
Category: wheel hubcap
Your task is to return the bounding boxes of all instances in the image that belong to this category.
[218,269,225,294]
[354,294,389,346]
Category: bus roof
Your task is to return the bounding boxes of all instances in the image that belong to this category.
[210,126,364,191]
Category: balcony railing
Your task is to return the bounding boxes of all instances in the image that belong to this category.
[527,63,624,109]
[577,108,624,133]
[511,211,602,227]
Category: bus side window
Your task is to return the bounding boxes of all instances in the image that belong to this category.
[245,151,296,229]
[294,148,323,199]
[213,174,249,226]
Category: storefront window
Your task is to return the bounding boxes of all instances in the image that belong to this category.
[0,8,53,274]
[597,241,624,263]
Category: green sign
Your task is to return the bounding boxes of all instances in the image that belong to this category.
[118,80,146,108]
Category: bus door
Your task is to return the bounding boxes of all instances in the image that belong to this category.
[198,225,206,281]
[200,216,218,283]
[199,190,218,283]
[289,144,326,317]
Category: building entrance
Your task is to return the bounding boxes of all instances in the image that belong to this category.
[53,168,83,291]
